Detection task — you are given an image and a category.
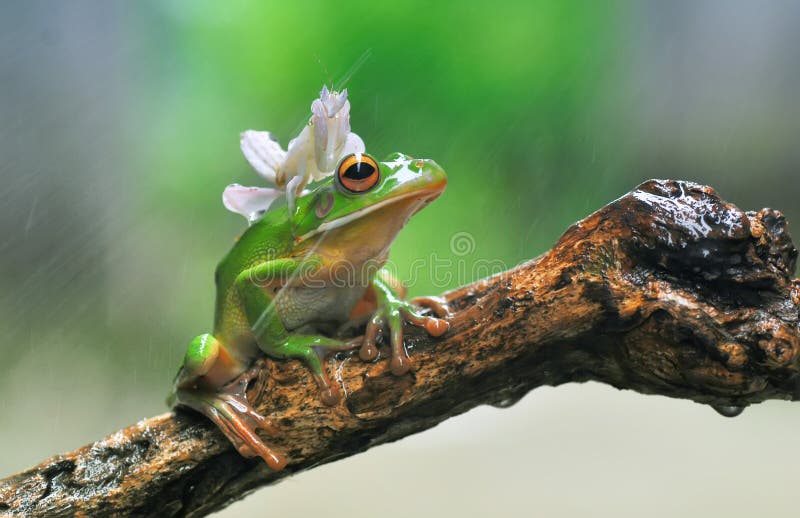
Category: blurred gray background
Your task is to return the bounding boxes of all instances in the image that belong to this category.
[1,1,799,516]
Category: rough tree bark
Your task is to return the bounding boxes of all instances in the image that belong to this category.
[1,179,799,517]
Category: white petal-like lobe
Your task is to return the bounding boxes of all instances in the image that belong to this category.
[240,130,286,183]
[222,183,282,223]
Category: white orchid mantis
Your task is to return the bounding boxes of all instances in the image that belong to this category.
[223,86,365,224]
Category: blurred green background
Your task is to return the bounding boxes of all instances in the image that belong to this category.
[2,1,800,516]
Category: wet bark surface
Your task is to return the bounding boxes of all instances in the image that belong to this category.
[2,179,799,517]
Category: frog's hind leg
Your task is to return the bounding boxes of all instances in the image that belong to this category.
[170,333,286,471]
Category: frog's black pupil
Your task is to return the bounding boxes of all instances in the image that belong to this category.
[343,161,374,180]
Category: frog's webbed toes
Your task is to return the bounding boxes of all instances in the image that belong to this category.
[358,297,450,375]
[175,386,286,471]
[356,306,412,375]
[222,392,280,436]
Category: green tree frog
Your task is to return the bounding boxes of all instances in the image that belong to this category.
[169,151,450,471]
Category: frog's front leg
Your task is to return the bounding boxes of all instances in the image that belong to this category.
[266,334,361,405]
[359,267,450,375]
[236,257,361,406]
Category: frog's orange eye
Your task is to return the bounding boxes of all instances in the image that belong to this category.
[337,154,380,193]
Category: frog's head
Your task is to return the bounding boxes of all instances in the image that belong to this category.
[292,152,446,259]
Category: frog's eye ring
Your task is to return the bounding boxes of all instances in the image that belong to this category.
[337,154,380,193]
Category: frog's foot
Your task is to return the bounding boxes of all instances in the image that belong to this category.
[271,335,362,407]
[311,338,364,406]
[359,298,450,375]
[174,378,286,471]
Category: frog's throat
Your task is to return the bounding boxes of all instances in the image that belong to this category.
[295,189,438,243]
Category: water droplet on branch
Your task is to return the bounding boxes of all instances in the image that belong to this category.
[711,404,745,418]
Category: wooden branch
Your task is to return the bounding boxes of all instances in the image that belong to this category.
[2,179,799,517]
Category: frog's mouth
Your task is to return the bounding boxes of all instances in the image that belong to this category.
[296,187,443,243]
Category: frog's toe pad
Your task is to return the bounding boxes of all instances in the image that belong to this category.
[359,341,379,361]
[319,386,342,406]
[390,355,412,376]
[424,317,449,337]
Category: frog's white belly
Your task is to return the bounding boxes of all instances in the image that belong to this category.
[274,285,367,331]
